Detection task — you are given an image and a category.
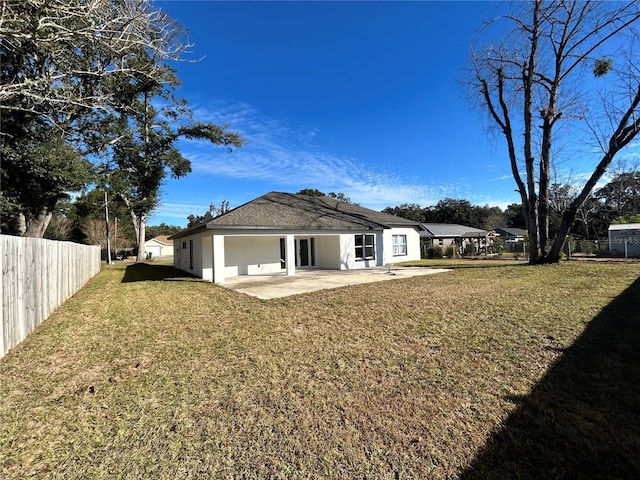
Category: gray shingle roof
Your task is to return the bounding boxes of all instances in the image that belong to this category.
[420,223,489,238]
[493,227,526,238]
[146,235,173,246]
[171,192,419,239]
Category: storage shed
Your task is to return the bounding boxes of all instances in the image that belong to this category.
[608,223,640,258]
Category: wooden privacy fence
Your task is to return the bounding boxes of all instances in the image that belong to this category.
[1,235,101,358]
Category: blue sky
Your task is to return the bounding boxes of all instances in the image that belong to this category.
[149,1,515,226]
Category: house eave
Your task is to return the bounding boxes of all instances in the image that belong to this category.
[168,224,208,240]
[205,224,383,231]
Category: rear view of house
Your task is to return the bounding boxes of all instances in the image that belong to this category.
[170,191,422,284]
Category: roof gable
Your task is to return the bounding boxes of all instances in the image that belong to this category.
[493,227,526,237]
[145,235,173,246]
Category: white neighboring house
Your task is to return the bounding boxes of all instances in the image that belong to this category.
[144,235,174,260]
[169,191,422,284]
[608,223,640,258]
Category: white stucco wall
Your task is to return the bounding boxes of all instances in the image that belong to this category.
[337,232,380,270]
[314,235,341,269]
[225,236,283,276]
[382,227,421,265]
[172,226,421,280]
[173,233,205,277]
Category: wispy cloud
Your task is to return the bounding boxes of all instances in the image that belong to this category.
[150,202,210,220]
[488,174,514,182]
[177,100,463,210]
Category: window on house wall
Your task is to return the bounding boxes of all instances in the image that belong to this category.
[182,241,187,249]
[355,234,375,260]
[189,239,193,270]
[280,238,286,269]
[310,237,316,266]
[392,234,407,256]
[438,239,444,247]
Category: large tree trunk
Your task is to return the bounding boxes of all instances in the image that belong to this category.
[24,211,53,238]
[3,213,27,236]
[3,208,54,238]
[135,214,147,263]
[117,193,144,259]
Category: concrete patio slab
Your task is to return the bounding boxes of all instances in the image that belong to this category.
[223,266,450,299]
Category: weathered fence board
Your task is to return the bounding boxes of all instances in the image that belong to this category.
[1,235,101,359]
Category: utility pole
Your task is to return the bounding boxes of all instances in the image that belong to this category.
[104,191,112,265]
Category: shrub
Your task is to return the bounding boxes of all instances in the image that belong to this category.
[464,243,476,256]
[445,244,457,258]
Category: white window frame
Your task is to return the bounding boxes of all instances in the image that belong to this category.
[392,234,407,256]
[355,234,375,260]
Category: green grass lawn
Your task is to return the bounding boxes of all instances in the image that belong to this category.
[1,260,639,479]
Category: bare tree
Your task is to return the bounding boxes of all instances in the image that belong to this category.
[472,0,640,263]
[44,215,74,241]
[81,219,108,249]
[0,0,189,124]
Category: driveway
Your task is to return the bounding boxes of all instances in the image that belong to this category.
[223,266,450,299]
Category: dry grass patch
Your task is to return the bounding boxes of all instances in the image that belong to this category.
[1,260,638,479]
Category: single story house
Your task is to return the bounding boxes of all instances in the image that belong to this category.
[493,227,526,242]
[420,223,489,255]
[144,235,174,259]
[493,227,527,253]
[170,191,422,284]
[608,223,640,258]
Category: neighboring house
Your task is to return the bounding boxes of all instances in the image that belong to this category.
[144,235,174,259]
[608,223,640,258]
[420,223,489,255]
[169,191,422,284]
[493,227,527,253]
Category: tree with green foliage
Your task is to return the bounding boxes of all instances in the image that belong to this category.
[297,188,326,197]
[0,0,219,238]
[0,122,91,236]
[381,204,425,222]
[327,192,353,204]
[186,201,231,228]
[100,62,242,261]
[424,198,477,226]
[594,171,640,222]
[612,214,640,224]
[503,203,527,229]
[383,199,508,230]
[472,0,640,263]
[296,189,354,204]
[145,224,183,241]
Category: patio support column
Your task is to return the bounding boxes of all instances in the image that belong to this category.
[202,235,213,282]
[285,234,296,277]
[212,234,226,284]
